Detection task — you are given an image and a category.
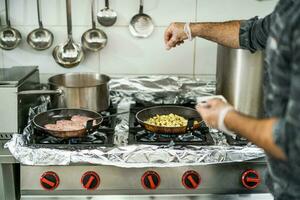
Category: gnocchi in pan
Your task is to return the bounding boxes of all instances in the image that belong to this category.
[145,113,198,127]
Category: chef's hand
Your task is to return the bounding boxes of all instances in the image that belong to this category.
[196,98,234,131]
[164,22,188,50]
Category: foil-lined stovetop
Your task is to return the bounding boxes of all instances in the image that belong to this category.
[5,76,265,167]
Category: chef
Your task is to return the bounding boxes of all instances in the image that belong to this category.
[164,0,300,199]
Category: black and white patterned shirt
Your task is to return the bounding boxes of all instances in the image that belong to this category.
[239,0,300,199]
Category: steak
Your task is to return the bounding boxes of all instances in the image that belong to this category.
[44,116,91,132]
[71,115,96,126]
[44,122,84,131]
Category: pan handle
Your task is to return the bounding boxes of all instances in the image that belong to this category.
[186,118,196,131]
[18,89,63,96]
[139,0,144,14]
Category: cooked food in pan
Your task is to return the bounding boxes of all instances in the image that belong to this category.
[145,113,198,127]
[44,115,96,131]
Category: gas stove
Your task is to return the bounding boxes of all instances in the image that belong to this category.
[19,102,268,197]
[25,105,117,149]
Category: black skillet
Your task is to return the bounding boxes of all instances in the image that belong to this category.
[32,108,103,138]
[136,106,202,134]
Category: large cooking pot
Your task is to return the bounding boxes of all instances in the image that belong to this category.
[18,73,110,112]
[216,45,264,118]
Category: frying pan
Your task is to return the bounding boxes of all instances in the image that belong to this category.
[32,108,103,138]
[136,106,202,134]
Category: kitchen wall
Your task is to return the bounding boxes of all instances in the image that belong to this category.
[0,0,277,78]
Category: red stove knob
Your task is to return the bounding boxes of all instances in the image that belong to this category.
[241,169,261,189]
[182,170,201,190]
[141,171,161,190]
[40,171,59,191]
[81,171,100,190]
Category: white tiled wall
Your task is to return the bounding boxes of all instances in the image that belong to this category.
[0,0,277,76]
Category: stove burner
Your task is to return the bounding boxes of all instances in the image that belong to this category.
[25,105,117,149]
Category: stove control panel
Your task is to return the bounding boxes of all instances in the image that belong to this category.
[21,163,268,195]
[81,171,100,190]
[182,170,201,190]
[241,169,261,189]
[141,171,160,190]
[40,171,59,191]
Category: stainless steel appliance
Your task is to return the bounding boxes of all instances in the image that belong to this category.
[0,74,269,199]
[21,159,267,196]
[20,103,268,197]
[216,45,264,118]
[0,66,40,139]
[0,66,41,200]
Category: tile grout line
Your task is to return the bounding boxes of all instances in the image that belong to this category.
[192,0,198,78]
[0,50,3,68]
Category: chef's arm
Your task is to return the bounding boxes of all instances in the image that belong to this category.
[224,111,287,160]
[190,21,241,48]
[165,14,274,51]
[190,14,274,51]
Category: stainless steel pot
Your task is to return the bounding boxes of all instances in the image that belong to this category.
[48,73,110,111]
[216,45,264,118]
[18,73,110,112]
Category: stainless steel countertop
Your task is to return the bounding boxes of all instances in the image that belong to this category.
[21,194,273,200]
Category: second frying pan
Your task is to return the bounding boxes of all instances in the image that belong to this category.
[136,106,202,134]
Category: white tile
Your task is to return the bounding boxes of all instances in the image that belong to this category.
[197,0,278,21]
[0,50,3,68]
[97,0,197,26]
[9,0,92,27]
[194,39,217,75]
[8,0,36,26]
[2,26,100,73]
[0,0,4,13]
[99,27,194,75]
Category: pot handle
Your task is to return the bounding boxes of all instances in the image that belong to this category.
[18,89,63,95]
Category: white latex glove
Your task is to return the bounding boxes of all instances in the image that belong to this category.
[164,22,189,50]
[196,98,235,136]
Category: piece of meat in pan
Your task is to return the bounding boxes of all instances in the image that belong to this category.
[56,120,85,131]
[44,115,97,131]
[44,124,64,131]
[71,115,96,126]
[45,120,85,131]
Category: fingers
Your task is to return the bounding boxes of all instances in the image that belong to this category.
[164,26,172,46]
[166,34,179,50]
[165,22,185,50]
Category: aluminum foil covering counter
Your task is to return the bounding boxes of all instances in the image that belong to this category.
[5,76,265,167]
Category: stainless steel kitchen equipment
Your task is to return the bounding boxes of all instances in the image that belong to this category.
[0,0,21,50]
[21,159,267,196]
[82,0,108,52]
[27,0,54,51]
[1,76,270,200]
[52,0,84,68]
[48,73,110,112]
[97,0,117,27]
[18,73,111,112]
[216,45,264,118]
[129,0,154,38]
[18,101,268,197]
[0,66,41,200]
[0,66,40,138]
